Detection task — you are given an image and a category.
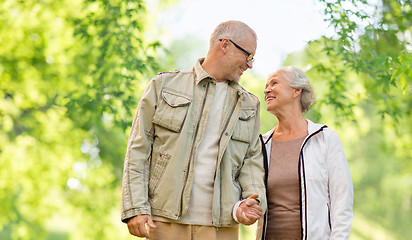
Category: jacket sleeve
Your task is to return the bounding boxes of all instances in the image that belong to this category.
[121,76,160,222]
[237,101,267,213]
[327,130,354,239]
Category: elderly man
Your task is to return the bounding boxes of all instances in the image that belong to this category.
[121,20,266,240]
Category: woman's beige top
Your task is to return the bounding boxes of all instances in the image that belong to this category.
[266,136,306,240]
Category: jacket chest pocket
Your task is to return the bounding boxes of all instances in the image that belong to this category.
[231,108,256,143]
[152,89,192,132]
[304,146,328,184]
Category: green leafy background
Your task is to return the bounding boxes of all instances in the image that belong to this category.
[0,0,410,239]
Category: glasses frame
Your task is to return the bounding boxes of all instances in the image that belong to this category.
[219,38,255,63]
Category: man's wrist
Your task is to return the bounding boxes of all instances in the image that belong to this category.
[232,199,246,223]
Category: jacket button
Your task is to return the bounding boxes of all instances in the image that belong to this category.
[225,132,228,136]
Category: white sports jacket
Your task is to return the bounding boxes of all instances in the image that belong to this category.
[258,119,353,240]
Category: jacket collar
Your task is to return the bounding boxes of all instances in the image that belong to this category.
[307,119,326,135]
[193,58,214,85]
[261,128,274,145]
[261,119,325,145]
[193,58,246,95]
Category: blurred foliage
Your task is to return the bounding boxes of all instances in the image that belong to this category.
[0,0,162,239]
[0,0,411,240]
[281,0,411,239]
[316,0,411,121]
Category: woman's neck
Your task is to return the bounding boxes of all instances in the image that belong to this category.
[273,114,308,141]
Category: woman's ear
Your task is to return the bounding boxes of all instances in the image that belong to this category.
[293,88,302,98]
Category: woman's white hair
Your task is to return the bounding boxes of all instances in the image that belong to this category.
[275,66,316,113]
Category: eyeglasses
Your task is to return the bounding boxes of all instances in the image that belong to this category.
[219,38,255,63]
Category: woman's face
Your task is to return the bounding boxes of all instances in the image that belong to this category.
[264,72,297,113]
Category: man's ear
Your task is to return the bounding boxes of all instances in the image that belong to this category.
[220,39,229,52]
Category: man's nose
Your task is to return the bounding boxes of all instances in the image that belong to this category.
[247,61,253,69]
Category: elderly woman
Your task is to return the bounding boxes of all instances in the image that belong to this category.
[257,66,354,240]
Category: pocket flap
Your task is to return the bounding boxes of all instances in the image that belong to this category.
[161,90,191,107]
[239,108,256,120]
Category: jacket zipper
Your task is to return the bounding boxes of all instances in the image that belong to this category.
[178,81,210,218]
[213,90,241,225]
[215,90,241,169]
[219,90,242,140]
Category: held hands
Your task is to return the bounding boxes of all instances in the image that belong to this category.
[127,215,156,238]
[127,196,262,237]
[236,194,263,225]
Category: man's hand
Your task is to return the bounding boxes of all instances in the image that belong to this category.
[236,194,263,225]
[127,215,156,238]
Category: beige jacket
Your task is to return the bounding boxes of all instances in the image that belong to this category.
[121,59,266,227]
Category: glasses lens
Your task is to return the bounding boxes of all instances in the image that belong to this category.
[247,55,255,63]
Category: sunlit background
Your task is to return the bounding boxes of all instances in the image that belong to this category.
[0,0,411,239]
[150,0,334,76]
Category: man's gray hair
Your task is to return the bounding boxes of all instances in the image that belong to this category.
[275,66,316,113]
[209,20,257,47]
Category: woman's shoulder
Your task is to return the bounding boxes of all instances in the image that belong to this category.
[306,119,340,140]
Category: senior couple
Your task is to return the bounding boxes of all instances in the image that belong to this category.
[121,20,353,240]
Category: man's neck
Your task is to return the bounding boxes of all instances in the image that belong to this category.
[201,57,224,81]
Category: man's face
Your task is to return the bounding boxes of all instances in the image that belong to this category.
[223,35,256,82]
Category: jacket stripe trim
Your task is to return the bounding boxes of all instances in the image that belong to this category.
[298,148,305,239]
[263,132,273,145]
[299,125,328,240]
[259,134,269,239]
